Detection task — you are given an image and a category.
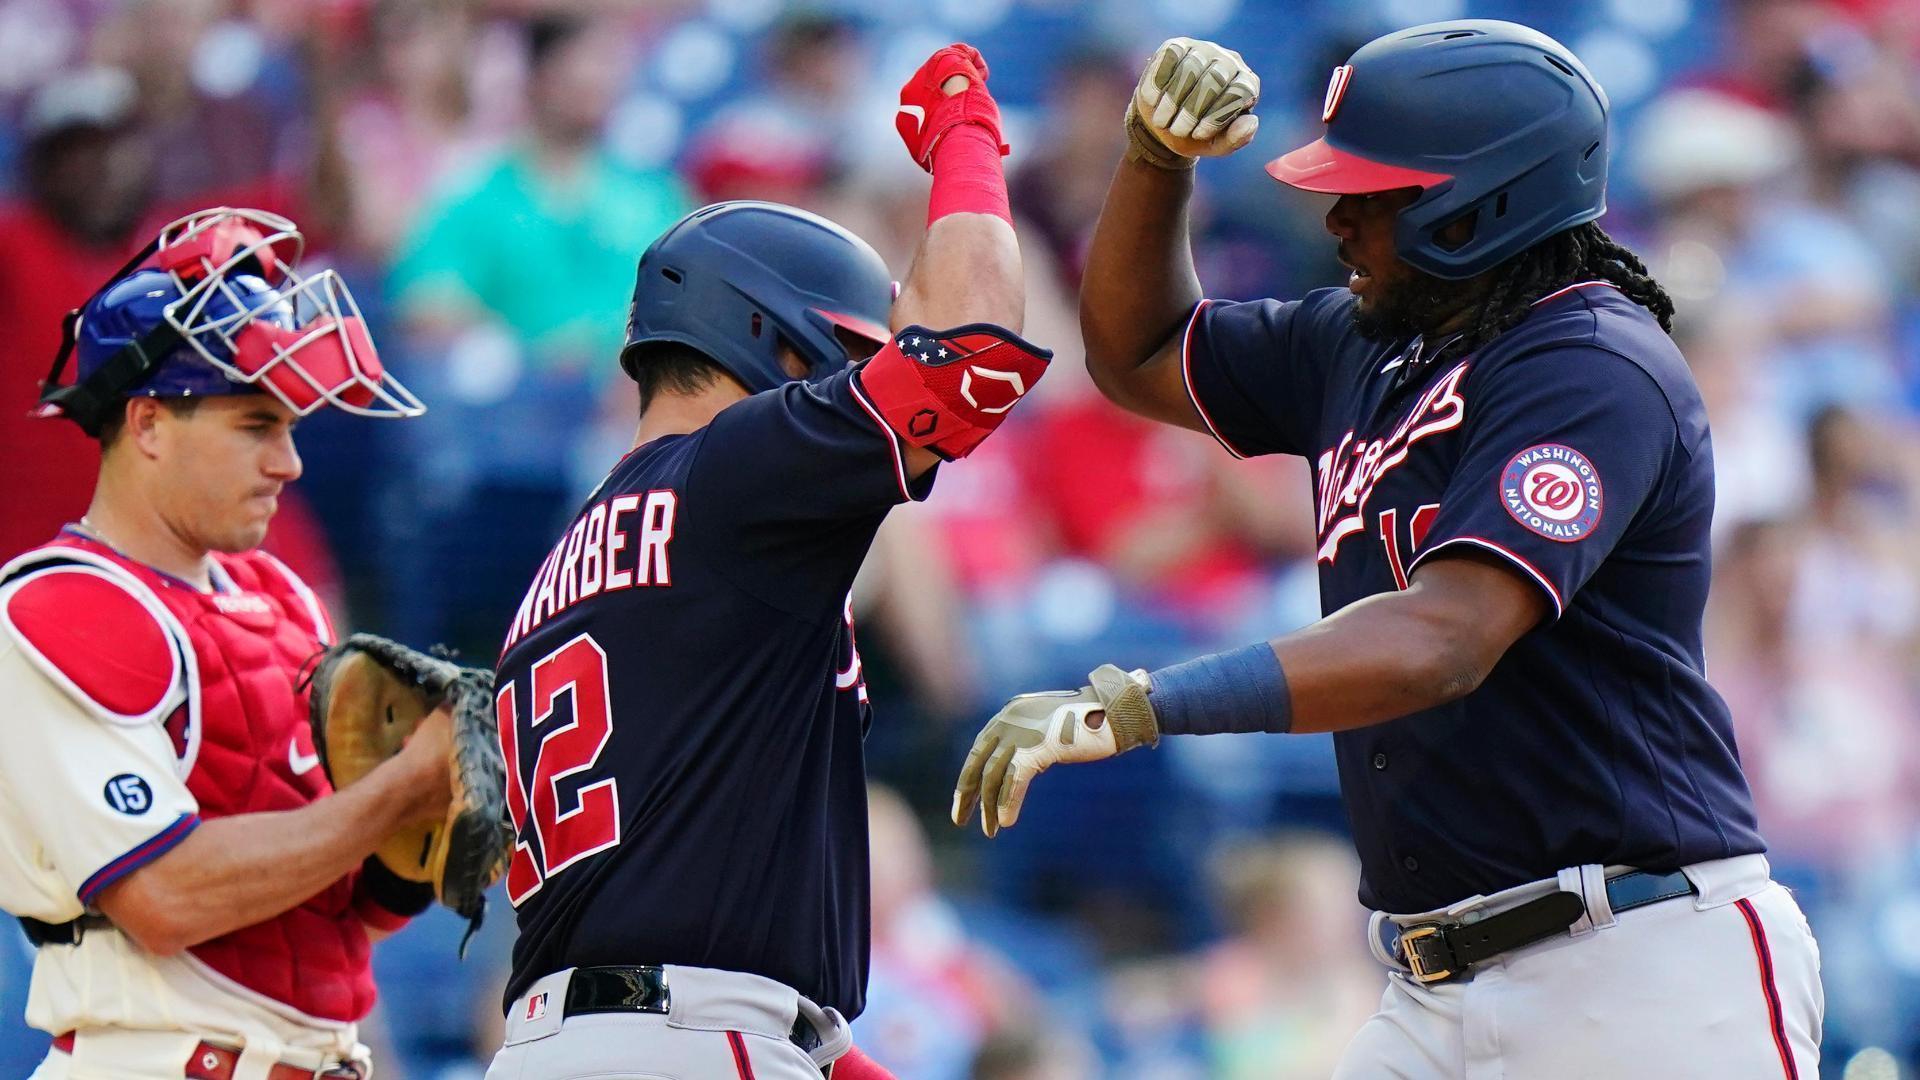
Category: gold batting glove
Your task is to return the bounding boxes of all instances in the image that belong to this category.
[951,664,1160,838]
[1126,36,1261,169]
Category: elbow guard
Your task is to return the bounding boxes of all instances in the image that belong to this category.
[854,323,1051,459]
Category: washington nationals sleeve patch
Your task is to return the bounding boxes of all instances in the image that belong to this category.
[1501,444,1604,542]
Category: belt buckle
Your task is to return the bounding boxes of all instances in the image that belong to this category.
[1397,923,1456,983]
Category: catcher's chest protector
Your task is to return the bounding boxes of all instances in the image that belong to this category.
[22,537,377,1023]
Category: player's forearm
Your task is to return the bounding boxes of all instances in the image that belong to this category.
[1268,591,1494,733]
[894,211,1024,334]
[96,759,434,954]
[1150,558,1544,736]
[1080,159,1203,393]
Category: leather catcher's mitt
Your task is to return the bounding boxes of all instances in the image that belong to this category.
[305,633,510,938]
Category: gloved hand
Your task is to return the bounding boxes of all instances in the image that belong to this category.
[951,664,1160,837]
[1126,37,1261,169]
[896,42,1008,171]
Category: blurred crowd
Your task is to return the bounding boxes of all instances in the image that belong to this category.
[3,0,1920,1076]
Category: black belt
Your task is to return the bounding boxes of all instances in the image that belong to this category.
[1392,869,1697,984]
[561,966,833,1071]
[18,914,113,947]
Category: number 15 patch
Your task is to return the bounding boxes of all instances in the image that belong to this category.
[1501,444,1603,542]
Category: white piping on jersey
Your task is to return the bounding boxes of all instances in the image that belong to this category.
[848,373,914,501]
[1533,279,1618,306]
[1180,299,1253,460]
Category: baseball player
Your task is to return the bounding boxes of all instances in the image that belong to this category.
[953,22,1823,1078]
[2,207,449,1078]
[486,45,1048,1080]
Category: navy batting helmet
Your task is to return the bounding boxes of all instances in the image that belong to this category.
[1268,20,1609,280]
[621,201,894,394]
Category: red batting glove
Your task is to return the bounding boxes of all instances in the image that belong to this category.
[895,43,1009,172]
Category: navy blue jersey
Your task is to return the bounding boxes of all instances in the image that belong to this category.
[1182,280,1764,913]
[492,368,930,1016]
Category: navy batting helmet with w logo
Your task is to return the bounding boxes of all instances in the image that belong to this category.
[1269,20,1610,280]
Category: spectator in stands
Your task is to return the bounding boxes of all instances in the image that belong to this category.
[1194,834,1379,1080]
[383,13,689,653]
[92,0,296,213]
[0,67,152,561]
[858,786,1033,1080]
[329,0,492,263]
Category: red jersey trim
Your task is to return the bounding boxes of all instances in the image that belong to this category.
[1405,535,1565,619]
[727,1031,758,1079]
[1736,898,1801,1079]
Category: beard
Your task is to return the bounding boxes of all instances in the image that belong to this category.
[1351,267,1482,342]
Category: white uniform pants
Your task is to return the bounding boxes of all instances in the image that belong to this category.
[1333,853,1822,1079]
[487,966,852,1080]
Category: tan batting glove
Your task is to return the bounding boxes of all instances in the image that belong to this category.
[1126,37,1261,170]
[951,664,1160,838]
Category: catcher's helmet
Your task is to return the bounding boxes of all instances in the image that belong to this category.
[37,207,423,435]
[1268,20,1609,280]
[620,201,893,394]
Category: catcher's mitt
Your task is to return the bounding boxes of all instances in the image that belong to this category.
[305,633,511,945]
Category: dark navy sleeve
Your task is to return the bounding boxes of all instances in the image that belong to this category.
[1180,290,1342,458]
[1405,348,1677,619]
[686,368,933,616]
[692,367,934,520]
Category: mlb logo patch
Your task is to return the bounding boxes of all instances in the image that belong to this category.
[526,992,548,1021]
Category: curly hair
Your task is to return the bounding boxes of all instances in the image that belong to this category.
[1457,222,1676,353]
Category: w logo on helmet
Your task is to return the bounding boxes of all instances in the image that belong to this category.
[1322,65,1354,123]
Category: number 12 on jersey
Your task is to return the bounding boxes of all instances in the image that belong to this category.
[496,633,621,906]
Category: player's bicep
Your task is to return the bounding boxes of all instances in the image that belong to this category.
[1088,328,1213,434]
[1409,351,1679,618]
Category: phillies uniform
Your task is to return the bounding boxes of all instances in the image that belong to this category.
[1180,280,1822,1076]
[0,531,413,1078]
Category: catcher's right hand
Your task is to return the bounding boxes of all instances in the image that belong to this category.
[1127,37,1261,168]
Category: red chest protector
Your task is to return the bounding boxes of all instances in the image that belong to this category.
[11,534,376,1023]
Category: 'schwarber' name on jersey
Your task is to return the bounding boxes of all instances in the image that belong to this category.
[501,491,678,653]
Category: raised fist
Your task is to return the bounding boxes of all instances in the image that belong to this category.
[897,42,1007,172]
[1128,37,1260,167]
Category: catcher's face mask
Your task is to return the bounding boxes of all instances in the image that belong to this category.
[36,207,426,434]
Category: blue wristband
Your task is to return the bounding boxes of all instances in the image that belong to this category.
[1148,643,1292,736]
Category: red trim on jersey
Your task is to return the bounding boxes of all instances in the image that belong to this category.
[1179,300,1252,460]
[78,812,198,903]
[727,1031,757,1079]
[848,373,914,501]
[1405,535,1565,619]
[1736,898,1800,1080]
[6,569,176,717]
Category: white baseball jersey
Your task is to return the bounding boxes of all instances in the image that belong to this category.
[0,558,361,1065]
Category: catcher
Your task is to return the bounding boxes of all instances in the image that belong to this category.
[1,207,508,1079]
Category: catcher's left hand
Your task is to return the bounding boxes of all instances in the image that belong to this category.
[305,634,511,937]
[951,664,1161,838]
